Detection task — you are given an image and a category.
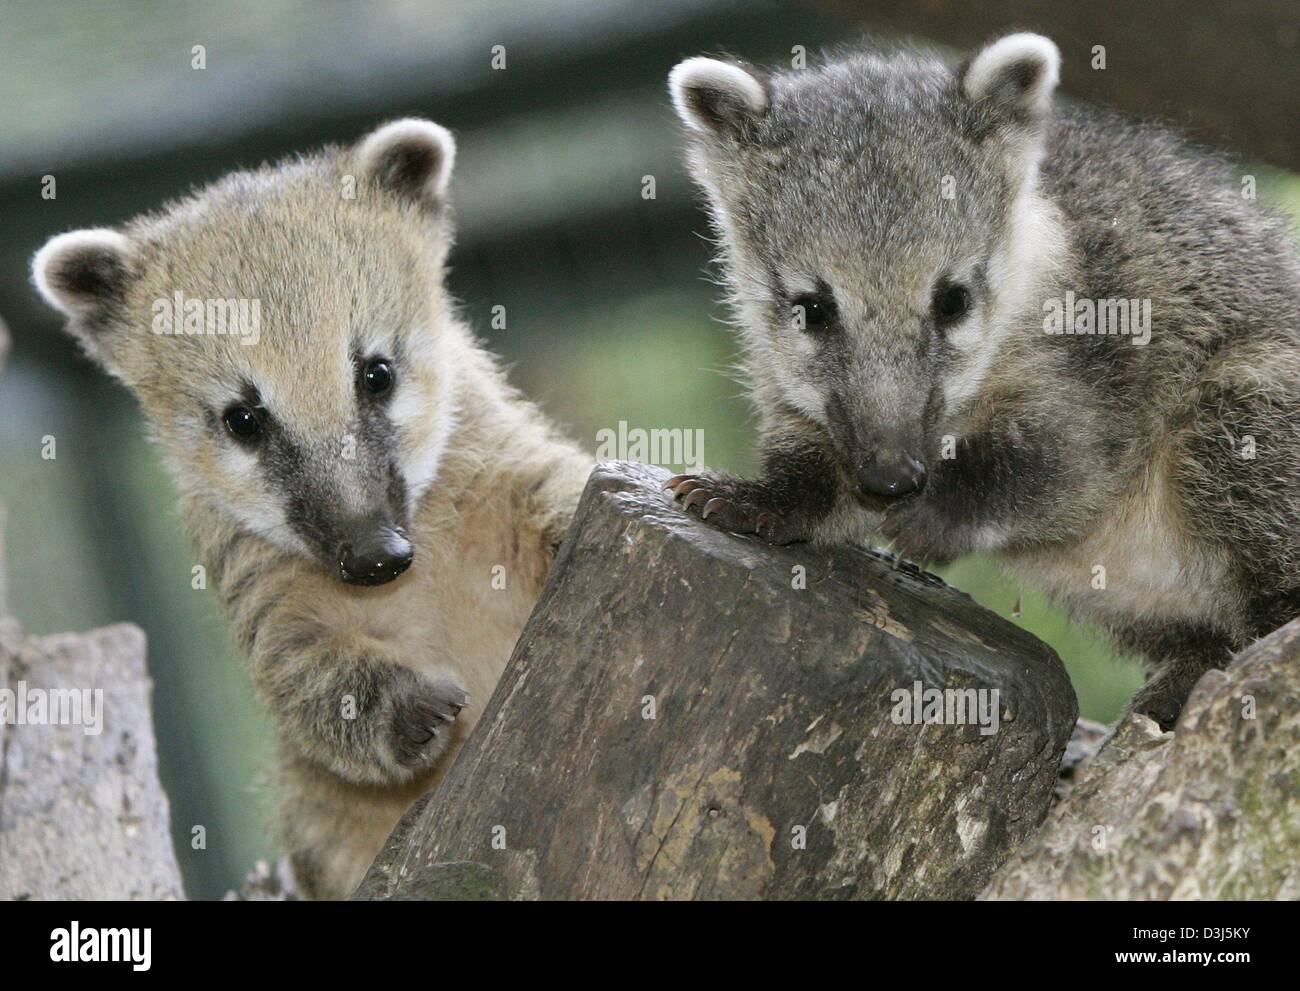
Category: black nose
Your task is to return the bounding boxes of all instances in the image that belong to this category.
[338,523,414,586]
[855,452,927,499]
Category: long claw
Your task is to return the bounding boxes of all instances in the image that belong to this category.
[701,497,728,520]
[683,487,712,511]
[664,473,698,492]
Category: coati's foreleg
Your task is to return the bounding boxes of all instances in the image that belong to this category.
[876,418,1083,567]
[665,410,845,544]
[214,532,470,789]
[1112,622,1235,731]
[249,614,467,787]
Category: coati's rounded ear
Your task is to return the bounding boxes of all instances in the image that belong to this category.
[960,33,1060,119]
[669,57,769,141]
[355,118,456,204]
[32,228,134,317]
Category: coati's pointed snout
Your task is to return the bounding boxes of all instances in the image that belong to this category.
[855,452,927,500]
[337,518,414,586]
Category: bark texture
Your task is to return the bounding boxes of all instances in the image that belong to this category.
[983,617,1300,900]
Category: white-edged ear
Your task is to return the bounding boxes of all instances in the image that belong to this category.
[32,228,133,317]
[669,57,769,140]
[961,33,1060,117]
[355,118,456,203]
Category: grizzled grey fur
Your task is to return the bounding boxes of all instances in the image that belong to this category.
[667,34,1300,728]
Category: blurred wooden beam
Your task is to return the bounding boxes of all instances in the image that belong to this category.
[807,0,1300,171]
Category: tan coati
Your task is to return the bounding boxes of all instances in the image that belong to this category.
[33,119,591,898]
[665,35,1300,730]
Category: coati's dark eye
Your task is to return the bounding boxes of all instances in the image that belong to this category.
[790,291,836,332]
[361,357,394,398]
[222,405,262,442]
[933,284,971,324]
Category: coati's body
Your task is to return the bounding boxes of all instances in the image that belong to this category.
[667,37,1300,728]
[201,339,584,898]
[34,121,590,897]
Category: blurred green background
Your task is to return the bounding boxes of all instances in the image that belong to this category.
[1,0,1297,899]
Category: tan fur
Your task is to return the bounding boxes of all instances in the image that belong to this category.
[33,122,591,898]
[202,342,588,896]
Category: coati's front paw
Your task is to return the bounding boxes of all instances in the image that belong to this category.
[876,499,966,567]
[1126,667,1202,732]
[387,670,468,774]
[664,472,807,545]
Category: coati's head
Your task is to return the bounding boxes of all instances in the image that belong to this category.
[34,119,462,585]
[670,34,1066,504]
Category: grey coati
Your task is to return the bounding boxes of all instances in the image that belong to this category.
[33,119,591,897]
[665,34,1300,729]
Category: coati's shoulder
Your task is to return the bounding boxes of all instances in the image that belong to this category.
[1042,103,1300,293]
[1022,99,1300,426]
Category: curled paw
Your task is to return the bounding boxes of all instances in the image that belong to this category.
[876,501,962,567]
[389,673,468,771]
[1126,670,1201,733]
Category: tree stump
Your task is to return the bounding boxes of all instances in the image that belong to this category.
[0,617,183,900]
[357,461,1077,900]
[0,504,182,900]
[983,616,1300,900]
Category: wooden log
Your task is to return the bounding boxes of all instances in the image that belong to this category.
[357,461,1077,900]
[983,617,1300,900]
